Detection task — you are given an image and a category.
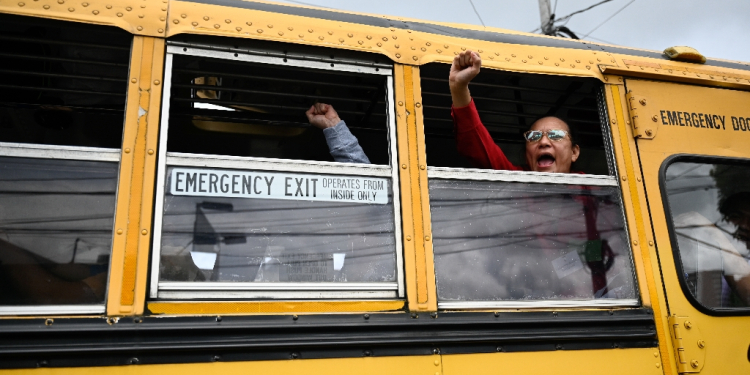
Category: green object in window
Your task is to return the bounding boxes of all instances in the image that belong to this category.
[584,240,603,262]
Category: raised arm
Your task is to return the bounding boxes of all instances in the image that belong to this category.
[306,103,370,164]
[449,51,482,108]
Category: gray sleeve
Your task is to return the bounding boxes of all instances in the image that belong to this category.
[322,120,371,164]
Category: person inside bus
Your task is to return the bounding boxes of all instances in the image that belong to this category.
[449,50,580,173]
[306,102,370,164]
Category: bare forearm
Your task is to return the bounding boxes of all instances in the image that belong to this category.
[449,82,472,108]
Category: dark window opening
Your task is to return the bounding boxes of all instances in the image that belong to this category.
[420,63,609,175]
[0,13,131,148]
[166,36,392,165]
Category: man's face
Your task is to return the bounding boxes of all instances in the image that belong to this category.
[525,117,580,173]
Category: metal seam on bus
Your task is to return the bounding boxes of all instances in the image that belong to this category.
[179,0,750,72]
[107,36,143,316]
[610,84,672,374]
[147,301,405,314]
[403,66,428,306]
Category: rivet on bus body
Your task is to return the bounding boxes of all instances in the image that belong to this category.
[690,360,699,368]
[554,63,559,66]
[57,0,64,3]
[180,13,187,18]
[656,363,660,368]
[359,41,365,45]
[17,2,25,5]
[697,340,705,348]
[621,176,626,181]
[639,98,647,106]
[421,47,426,52]
[434,360,439,366]
[192,22,198,26]
[117,12,123,17]
[299,34,304,38]
[651,115,658,122]
[412,56,418,61]
[382,37,388,41]
[245,21,252,26]
[45,318,54,326]
[401,164,407,169]
[395,53,401,58]
[318,36,324,40]
[203,16,209,20]
[92,10,98,14]
[522,60,527,63]
[636,177,642,182]
[586,66,591,70]
[106,4,112,9]
[444,44,449,49]
[376,42,382,47]
[148,149,154,155]
[224,19,230,24]
[527,55,532,59]
[398,102,404,107]
[539,61,543,65]
[136,26,143,31]
[625,120,630,125]
[117,229,123,234]
[425,236,431,241]
[153,80,160,85]
[648,241,654,246]
[124,148,131,153]
[138,15,144,18]
[141,229,148,235]
[570,64,575,68]
[366,35,372,39]
[406,235,411,241]
[653,351,659,357]
[280,32,286,36]
[292,315,298,320]
[633,240,638,246]
[437,49,442,53]
[158,28,164,33]
[419,164,425,170]
[684,321,692,329]
[338,38,343,42]
[461,47,466,51]
[173,19,179,24]
[214,24,220,29]
[611,119,616,124]
[645,129,653,136]
[257,29,263,33]
[603,76,608,81]
[289,27,294,31]
[394,44,399,48]
[415,103,421,108]
[43,4,50,9]
[125,6,131,11]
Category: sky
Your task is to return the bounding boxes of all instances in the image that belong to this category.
[271,0,750,63]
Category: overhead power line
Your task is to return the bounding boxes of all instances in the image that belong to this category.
[581,0,635,38]
[468,0,486,27]
[279,0,332,8]
[531,0,614,33]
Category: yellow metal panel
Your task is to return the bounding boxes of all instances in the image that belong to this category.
[0,0,167,36]
[628,79,750,375]
[442,348,664,375]
[409,68,438,311]
[395,65,436,311]
[605,84,674,375]
[601,62,750,91]
[107,36,165,316]
[148,301,405,315]
[2,355,441,375]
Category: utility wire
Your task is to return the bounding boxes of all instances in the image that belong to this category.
[582,0,635,38]
[279,0,332,8]
[468,0,486,27]
[530,0,613,33]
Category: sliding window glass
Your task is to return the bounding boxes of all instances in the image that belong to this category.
[0,14,130,314]
[151,36,402,299]
[421,64,638,308]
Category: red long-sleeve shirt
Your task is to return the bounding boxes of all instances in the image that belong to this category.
[451,99,524,171]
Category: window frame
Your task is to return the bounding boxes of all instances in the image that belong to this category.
[0,142,120,315]
[149,43,404,300]
[423,77,639,309]
[660,154,750,316]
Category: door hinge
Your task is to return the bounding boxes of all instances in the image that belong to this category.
[625,91,658,139]
[669,315,706,373]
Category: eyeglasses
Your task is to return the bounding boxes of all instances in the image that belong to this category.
[523,129,569,143]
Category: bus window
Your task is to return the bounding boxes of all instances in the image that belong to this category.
[0,14,130,314]
[420,64,638,308]
[150,36,403,300]
[663,158,750,310]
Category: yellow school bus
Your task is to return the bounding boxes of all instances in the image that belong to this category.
[1,1,749,374]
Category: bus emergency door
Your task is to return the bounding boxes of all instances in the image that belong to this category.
[626,78,750,374]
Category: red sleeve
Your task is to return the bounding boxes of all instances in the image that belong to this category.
[451,99,523,171]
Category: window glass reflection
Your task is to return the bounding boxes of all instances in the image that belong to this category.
[430,179,637,302]
[0,157,117,305]
[159,167,397,283]
[665,161,750,309]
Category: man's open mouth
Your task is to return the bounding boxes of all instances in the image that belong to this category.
[537,154,555,168]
